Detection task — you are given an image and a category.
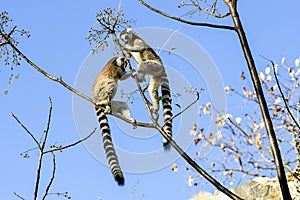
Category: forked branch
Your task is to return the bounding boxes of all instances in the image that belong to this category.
[137,0,234,30]
[12,98,96,200]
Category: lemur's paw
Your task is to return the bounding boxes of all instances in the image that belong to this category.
[136,74,146,82]
[129,118,137,129]
[104,106,112,114]
[150,104,159,113]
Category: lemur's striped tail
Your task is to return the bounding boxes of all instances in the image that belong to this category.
[95,106,125,185]
[161,72,173,150]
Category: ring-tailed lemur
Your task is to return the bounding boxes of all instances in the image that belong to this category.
[92,57,131,185]
[118,28,173,150]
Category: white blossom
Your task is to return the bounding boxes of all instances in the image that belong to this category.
[281,57,286,66]
[188,176,194,186]
[295,58,300,67]
[235,117,242,124]
[267,75,272,82]
[259,72,265,81]
[265,66,271,74]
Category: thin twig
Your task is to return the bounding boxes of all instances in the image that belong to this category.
[0,41,9,47]
[261,55,300,130]
[11,112,41,150]
[34,149,43,200]
[42,97,52,149]
[111,113,154,128]
[0,29,94,104]
[42,152,56,200]
[190,0,230,18]
[44,127,97,154]
[227,117,294,174]
[157,28,180,55]
[153,122,242,199]
[34,98,52,200]
[210,168,265,178]
[8,25,17,38]
[13,192,26,200]
[162,91,199,129]
[137,0,235,30]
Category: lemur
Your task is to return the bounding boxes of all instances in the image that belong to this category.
[118,28,173,150]
[92,57,131,185]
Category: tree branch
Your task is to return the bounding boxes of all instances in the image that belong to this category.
[43,127,97,154]
[224,0,292,199]
[1,30,154,130]
[227,117,294,174]
[41,97,52,150]
[42,152,56,200]
[33,98,53,200]
[190,0,231,18]
[11,112,41,150]
[125,60,242,200]
[34,148,43,200]
[162,91,199,129]
[137,0,235,30]
[210,168,265,178]
[0,28,94,105]
[111,113,154,128]
[13,192,26,200]
[261,56,300,130]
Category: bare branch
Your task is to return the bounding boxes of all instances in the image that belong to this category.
[162,91,199,129]
[11,112,41,150]
[261,55,300,131]
[122,58,242,200]
[190,0,230,18]
[43,127,97,154]
[154,122,242,199]
[210,168,265,178]
[0,40,9,47]
[42,152,56,200]
[0,29,94,104]
[137,0,235,30]
[111,113,154,128]
[13,192,26,200]
[224,1,292,198]
[227,117,294,174]
[7,25,17,38]
[46,192,71,199]
[41,97,53,149]
[34,151,43,200]
[34,98,52,200]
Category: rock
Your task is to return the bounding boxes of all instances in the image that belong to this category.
[190,172,300,200]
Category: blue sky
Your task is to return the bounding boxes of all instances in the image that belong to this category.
[1,1,300,200]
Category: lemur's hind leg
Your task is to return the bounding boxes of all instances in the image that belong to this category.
[147,77,160,114]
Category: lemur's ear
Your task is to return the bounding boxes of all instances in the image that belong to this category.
[126,28,132,33]
[116,57,126,67]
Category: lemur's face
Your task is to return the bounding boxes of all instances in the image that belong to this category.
[120,28,133,43]
[115,57,127,74]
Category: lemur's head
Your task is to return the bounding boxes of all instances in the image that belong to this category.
[115,57,127,73]
[119,28,133,44]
